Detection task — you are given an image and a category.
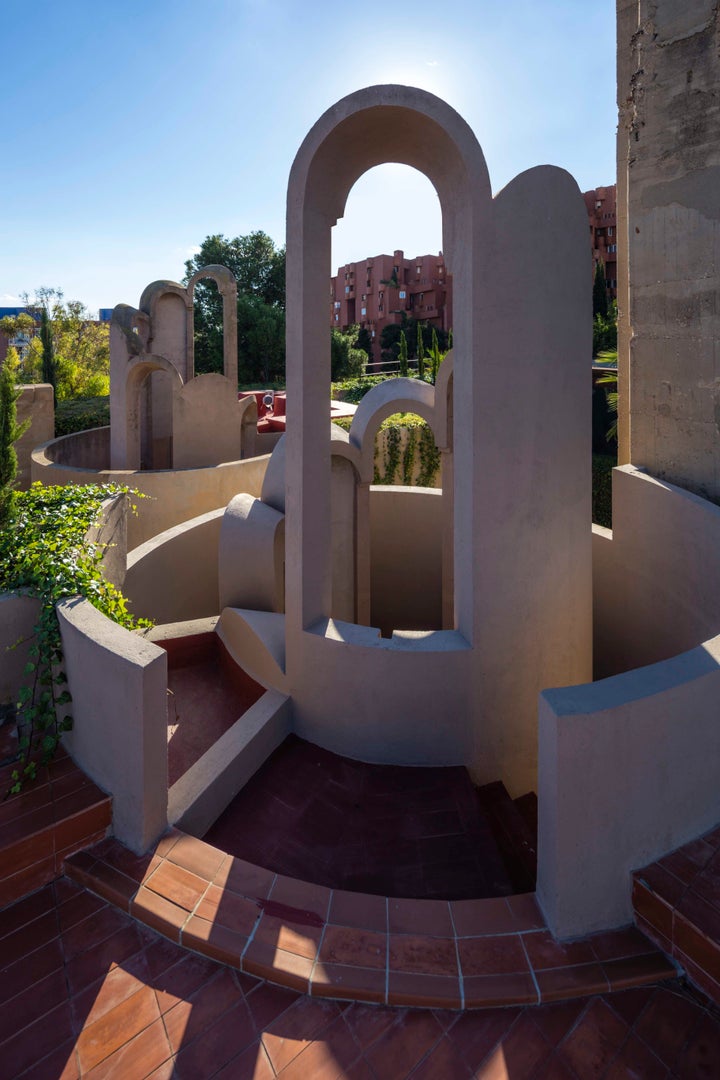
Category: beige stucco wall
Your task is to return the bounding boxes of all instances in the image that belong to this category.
[15,384,54,490]
[124,509,223,624]
[541,465,720,938]
[369,485,443,635]
[618,0,720,497]
[58,598,168,854]
[593,464,720,678]
[0,593,41,705]
[31,446,270,548]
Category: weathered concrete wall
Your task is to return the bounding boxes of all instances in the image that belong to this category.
[618,0,720,497]
[15,385,54,490]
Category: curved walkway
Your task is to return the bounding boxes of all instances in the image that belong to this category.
[65,830,675,1011]
[2,874,719,1078]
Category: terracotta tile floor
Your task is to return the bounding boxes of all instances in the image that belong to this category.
[2,878,720,1078]
[202,735,516,899]
[634,823,720,1007]
[63,831,676,1009]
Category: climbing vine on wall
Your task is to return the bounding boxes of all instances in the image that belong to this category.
[0,483,150,794]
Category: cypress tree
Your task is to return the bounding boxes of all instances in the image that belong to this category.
[416,322,425,380]
[0,361,27,528]
[40,308,56,393]
[430,328,441,384]
[593,260,609,319]
[398,330,409,377]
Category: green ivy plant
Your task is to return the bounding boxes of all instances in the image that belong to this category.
[0,482,150,795]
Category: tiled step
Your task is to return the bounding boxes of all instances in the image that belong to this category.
[633,823,720,1006]
[65,829,676,1011]
[0,748,112,907]
[476,781,537,893]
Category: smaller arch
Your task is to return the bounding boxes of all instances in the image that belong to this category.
[349,378,442,484]
[188,265,238,385]
[124,354,184,471]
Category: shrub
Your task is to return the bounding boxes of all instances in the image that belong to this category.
[55,396,110,437]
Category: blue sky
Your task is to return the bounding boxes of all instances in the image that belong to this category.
[1,0,616,315]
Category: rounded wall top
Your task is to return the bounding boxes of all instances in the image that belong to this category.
[288,84,492,231]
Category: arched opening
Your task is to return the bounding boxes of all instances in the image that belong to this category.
[190,275,224,376]
[331,164,446,378]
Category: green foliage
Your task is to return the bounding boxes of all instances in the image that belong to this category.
[398,331,409,378]
[331,325,366,381]
[0,362,29,528]
[0,483,150,793]
[185,232,285,381]
[331,376,388,404]
[595,350,618,445]
[373,414,441,487]
[593,302,617,356]
[40,308,56,392]
[417,424,441,486]
[592,454,615,528]
[429,329,442,384]
[593,260,609,319]
[416,322,425,380]
[54,396,110,437]
[355,326,373,363]
[381,317,449,368]
[237,293,285,385]
[14,291,110,398]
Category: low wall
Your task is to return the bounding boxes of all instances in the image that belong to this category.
[593,465,720,678]
[124,510,224,623]
[31,446,271,548]
[540,465,720,938]
[58,598,168,854]
[0,593,41,705]
[16,385,54,490]
[369,486,443,634]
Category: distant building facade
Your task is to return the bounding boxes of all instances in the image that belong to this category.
[583,184,617,300]
[0,307,39,365]
[329,250,452,352]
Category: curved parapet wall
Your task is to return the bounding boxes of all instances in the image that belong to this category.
[539,466,720,939]
[31,443,271,549]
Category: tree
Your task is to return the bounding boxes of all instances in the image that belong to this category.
[593,260,609,320]
[398,330,409,377]
[355,326,373,365]
[430,328,442,384]
[0,358,28,527]
[331,326,366,381]
[185,232,286,382]
[40,308,56,392]
[416,322,425,380]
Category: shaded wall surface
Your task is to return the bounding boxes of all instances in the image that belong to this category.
[618,0,720,497]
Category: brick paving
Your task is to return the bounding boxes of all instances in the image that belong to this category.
[2,878,720,1078]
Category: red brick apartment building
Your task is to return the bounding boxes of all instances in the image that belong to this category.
[331,186,617,345]
[583,184,618,299]
[330,250,452,349]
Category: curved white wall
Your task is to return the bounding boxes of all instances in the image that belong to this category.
[540,465,720,939]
